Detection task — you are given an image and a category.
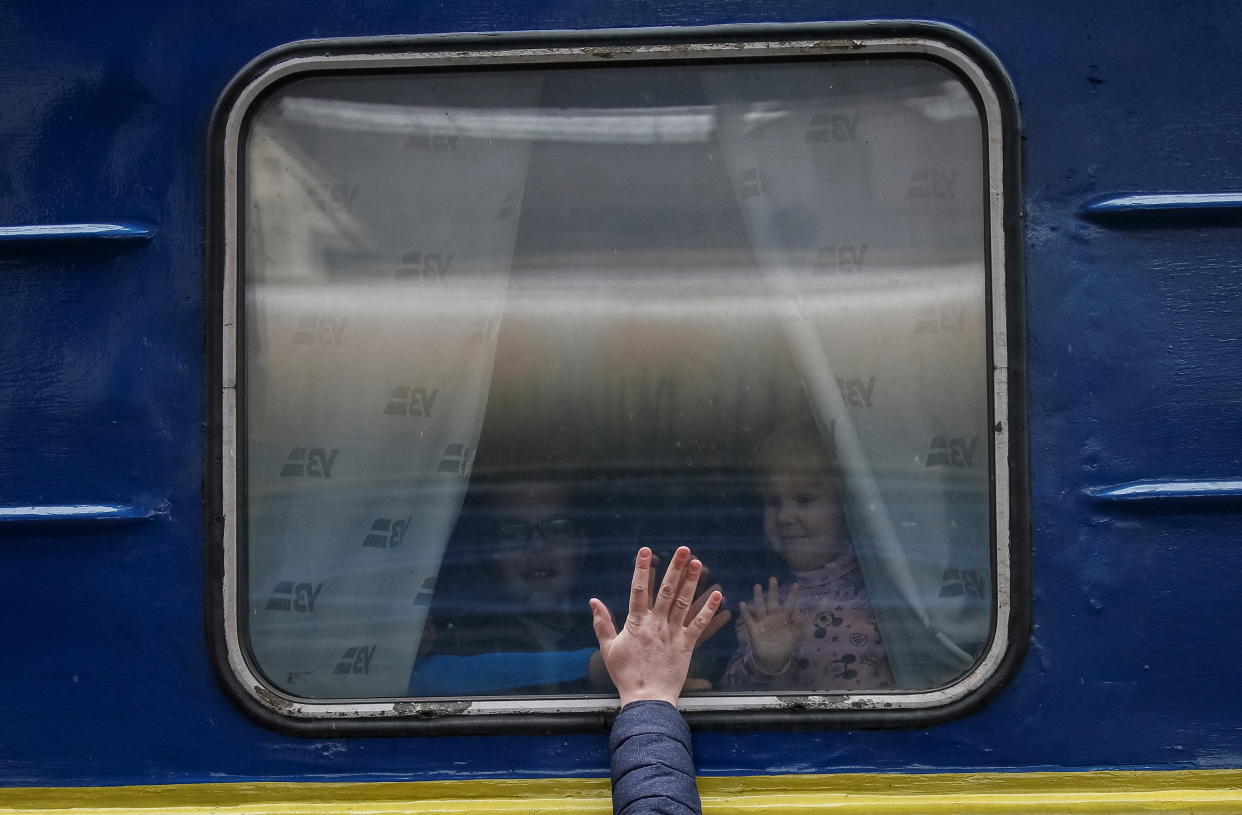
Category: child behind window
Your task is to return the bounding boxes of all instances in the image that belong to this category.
[721,420,894,692]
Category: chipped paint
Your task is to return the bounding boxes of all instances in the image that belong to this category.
[392,700,472,717]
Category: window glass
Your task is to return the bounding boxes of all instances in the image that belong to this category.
[242,56,994,702]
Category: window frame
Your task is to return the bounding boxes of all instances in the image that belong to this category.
[206,21,1027,735]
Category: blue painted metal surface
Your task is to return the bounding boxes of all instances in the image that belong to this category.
[1,0,1241,790]
[0,222,154,244]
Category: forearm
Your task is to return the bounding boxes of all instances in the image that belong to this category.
[609,700,701,815]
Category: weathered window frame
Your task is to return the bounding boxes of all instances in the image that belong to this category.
[206,21,1027,735]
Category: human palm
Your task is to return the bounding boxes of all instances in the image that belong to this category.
[740,578,804,673]
[589,547,726,706]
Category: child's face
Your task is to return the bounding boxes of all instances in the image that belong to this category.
[761,474,844,572]
[491,483,582,607]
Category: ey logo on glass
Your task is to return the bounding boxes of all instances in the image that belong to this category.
[469,316,499,346]
[906,169,957,199]
[837,377,876,408]
[738,168,772,199]
[805,111,861,143]
[279,448,339,478]
[940,568,986,599]
[815,243,868,274]
[914,303,966,333]
[363,517,410,548]
[265,581,323,612]
[413,576,435,608]
[396,251,453,283]
[311,184,358,213]
[384,386,439,417]
[292,315,347,346]
[436,443,473,475]
[333,645,377,675]
[926,436,979,468]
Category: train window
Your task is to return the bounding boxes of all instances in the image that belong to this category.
[216,30,1020,728]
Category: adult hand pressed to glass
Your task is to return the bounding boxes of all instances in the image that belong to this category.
[587,549,731,692]
[589,546,723,706]
[592,546,720,815]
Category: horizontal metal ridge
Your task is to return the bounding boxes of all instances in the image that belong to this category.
[1080,193,1242,223]
[1091,479,1242,503]
[0,221,154,243]
[0,503,166,524]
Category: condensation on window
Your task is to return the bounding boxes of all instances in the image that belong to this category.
[241,57,993,701]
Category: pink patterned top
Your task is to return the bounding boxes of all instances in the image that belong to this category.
[721,551,894,692]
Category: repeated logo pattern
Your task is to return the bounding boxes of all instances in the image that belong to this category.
[310,184,358,213]
[939,568,986,599]
[279,448,339,478]
[805,111,862,143]
[436,443,473,475]
[836,377,877,409]
[815,244,868,274]
[396,251,453,283]
[266,581,323,612]
[915,303,967,334]
[925,436,980,468]
[362,517,410,549]
[384,386,440,417]
[292,316,347,346]
[249,74,992,698]
[333,645,378,675]
[905,169,958,200]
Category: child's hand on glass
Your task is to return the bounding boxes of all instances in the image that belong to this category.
[740,578,804,674]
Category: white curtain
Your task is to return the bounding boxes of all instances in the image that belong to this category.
[242,76,541,698]
[703,63,992,688]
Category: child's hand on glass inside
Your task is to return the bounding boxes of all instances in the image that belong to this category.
[739,578,804,674]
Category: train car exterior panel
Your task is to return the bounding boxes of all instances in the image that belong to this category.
[1,0,1240,810]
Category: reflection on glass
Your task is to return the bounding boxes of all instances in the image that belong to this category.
[242,57,993,701]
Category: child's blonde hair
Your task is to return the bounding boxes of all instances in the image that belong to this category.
[756,418,843,493]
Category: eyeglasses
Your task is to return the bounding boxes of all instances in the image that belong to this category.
[495,518,578,550]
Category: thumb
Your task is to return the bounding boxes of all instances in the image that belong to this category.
[589,598,618,649]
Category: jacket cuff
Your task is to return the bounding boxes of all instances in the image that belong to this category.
[609,700,692,758]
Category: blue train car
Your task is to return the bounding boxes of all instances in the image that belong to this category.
[3,1,1241,813]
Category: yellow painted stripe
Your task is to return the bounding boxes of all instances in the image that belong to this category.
[1,770,1241,814]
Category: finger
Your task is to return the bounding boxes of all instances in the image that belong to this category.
[752,583,766,616]
[589,598,617,649]
[767,576,780,611]
[672,558,703,627]
[695,607,733,646]
[689,584,722,615]
[628,547,653,620]
[693,564,713,597]
[784,582,802,615]
[682,678,712,692]
[739,601,760,641]
[687,590,723,639]
[653,546,692,618]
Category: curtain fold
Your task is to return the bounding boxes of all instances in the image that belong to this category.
[703,63,991,689]
[243,77,542,698]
